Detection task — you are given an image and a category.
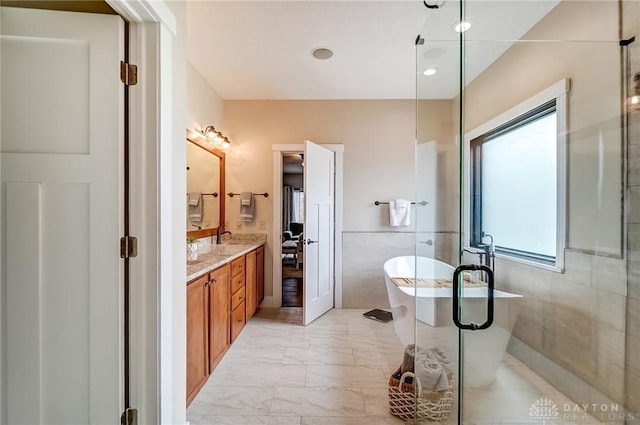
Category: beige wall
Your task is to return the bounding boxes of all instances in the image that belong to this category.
[463,0,630,410]
[187,61,224,132]
[223,100,455,303]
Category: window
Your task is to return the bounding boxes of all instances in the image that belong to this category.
[291,189,304,223]
[467,80,568,270]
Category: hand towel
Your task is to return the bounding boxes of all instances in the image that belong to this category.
[188,193,203,226]
[389,199,411,227]
[415,357,449,391]
[188,192,201,206]
[240,191,253,206]
[239,193,255,222]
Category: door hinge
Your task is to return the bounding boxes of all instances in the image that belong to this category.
[120,61,138,86]
[120,408,138,425]
[120,236,138,259]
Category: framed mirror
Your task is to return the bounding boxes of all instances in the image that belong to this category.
[186,128,226,239]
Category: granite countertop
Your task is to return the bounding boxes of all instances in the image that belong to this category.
[186,234,266,282]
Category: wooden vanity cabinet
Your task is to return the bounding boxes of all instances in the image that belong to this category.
[186,274,209,406]
[245,249,257,320]
[186,244,265,405]
[230,256,246,342]
[256,246,265,305]
[208,264,230,372]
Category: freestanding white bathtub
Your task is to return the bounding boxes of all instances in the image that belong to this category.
[383,255,522,388]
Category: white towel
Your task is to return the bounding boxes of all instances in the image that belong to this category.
[389,199,411,226]
[240,191,253,206]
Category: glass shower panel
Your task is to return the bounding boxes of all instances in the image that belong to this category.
[415,0,637,424]
[415,9,462,421]
[458,0,631,423]
[625,0,640,418]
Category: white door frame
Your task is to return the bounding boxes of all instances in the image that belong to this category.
[271,144,344,309]
[104,2,182,424]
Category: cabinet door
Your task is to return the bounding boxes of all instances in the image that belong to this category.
[245,250,257,320]
[209,264,230,370]
[256,246,265,304]
[186,275,209,405]
[231,301,246,342]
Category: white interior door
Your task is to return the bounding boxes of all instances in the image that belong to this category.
[416,141,437,258]
[303,141,335,325]
[1,7,124,424]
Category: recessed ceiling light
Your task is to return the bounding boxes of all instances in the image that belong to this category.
[454,21,472,33]
[423,68,437,76]
[312,48,333,60]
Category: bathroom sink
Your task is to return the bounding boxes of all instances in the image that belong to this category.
[215,244,246,255]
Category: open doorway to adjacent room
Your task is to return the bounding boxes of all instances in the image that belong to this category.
[281,152,304,307]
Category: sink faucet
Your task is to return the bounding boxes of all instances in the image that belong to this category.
[216,228,232,244]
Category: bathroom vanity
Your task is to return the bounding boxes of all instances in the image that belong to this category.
[186,237,265,405]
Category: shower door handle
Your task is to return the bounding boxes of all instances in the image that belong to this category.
[451,264,494,330]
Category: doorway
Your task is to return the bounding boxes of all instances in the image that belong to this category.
[271,144,344,313]
[281,152,304,307]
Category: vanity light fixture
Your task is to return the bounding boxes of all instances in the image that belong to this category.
[201,125,232,150]
[219,136,231,150]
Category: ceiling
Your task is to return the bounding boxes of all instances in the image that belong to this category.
[186,1,560,100]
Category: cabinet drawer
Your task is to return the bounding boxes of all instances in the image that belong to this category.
[231,302,246,342]
[231,272,245,294]
[231,286,246,310]
[231,256,245,277]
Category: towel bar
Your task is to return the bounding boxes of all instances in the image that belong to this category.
[228,192,269,198]
[374,200,427,206]
[186,192,217,197]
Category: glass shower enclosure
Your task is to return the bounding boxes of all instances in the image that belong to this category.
[412,0,640,423]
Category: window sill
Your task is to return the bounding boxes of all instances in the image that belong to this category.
[493,251,564,273]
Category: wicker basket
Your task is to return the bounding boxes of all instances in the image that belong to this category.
[388,368,454,422]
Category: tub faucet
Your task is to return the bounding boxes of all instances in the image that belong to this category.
[481,231,495,271]
[463,247,488,267]
[216,228,232,244]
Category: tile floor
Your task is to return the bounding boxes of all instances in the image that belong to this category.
[187,308,605,425]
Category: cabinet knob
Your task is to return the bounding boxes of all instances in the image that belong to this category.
[212,277,217,283]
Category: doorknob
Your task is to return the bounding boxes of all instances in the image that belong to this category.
[419,240,433,246]
[306,239,318,244]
